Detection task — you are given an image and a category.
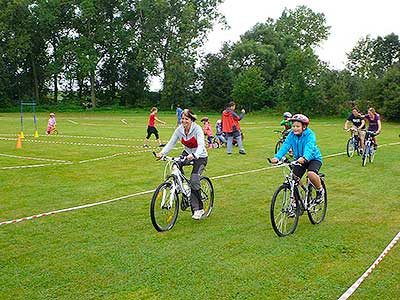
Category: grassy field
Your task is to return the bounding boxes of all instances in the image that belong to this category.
[0,111,399,300]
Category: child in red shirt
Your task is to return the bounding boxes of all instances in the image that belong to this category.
[143,107,166,147]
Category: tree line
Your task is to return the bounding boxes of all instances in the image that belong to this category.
[0,1,399,120]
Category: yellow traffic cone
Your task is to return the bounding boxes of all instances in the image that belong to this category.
[19,131,25,139]
[34,130,39,138]
[16,134,22,149]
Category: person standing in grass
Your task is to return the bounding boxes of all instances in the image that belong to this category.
[156,109,208,220]
[221,101,246,155]
[143,107,166,148]
[176,104,183,127]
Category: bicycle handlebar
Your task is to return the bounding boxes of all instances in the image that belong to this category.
[152,151,190,163]
[267,157,302,167]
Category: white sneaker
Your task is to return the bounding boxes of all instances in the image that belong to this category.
[192,209,205,220]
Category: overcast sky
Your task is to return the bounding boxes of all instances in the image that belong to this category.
[203,0,400,69]
[151,0,399,90]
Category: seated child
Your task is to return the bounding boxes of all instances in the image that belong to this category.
[215,119,226,146]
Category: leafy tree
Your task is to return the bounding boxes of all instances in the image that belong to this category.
[347,33,400,79]
[275,5,330,49]
[273,48,324,115]
[231,66,267,111]
[379,64,400,120]
[137,0,225,108]
[199,52,234,111]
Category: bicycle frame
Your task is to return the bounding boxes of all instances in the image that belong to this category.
[160,156,192,208]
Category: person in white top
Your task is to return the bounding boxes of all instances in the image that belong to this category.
[156,109,208,220]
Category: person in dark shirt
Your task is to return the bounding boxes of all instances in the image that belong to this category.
[344,107,366,149]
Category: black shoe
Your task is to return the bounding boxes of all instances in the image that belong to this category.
[239,150,246,155]
[159,144,166,147]
[315,189,324,204]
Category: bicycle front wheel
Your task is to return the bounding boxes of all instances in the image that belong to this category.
[346,138,355,157]
[307,180,327,224]
[275,140,283,154]
[270,184,299,237]
[199,176,214,218]
[362,145,369,167]
[150,181,179,232]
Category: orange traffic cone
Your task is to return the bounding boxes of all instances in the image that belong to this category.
[16,134,22,149]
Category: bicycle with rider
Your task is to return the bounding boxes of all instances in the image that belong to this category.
[364,107,382,149]
[344,107,366,149]
[156,109,208,220]
[270,114,324,203]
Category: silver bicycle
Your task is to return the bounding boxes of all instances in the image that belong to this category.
[268,158,327,237]
[150,153,214,231]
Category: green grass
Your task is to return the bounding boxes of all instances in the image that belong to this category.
[0,111,399,300]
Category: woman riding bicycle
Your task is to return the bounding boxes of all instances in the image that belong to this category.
[364,107,382,148]
[270,114,324,203]
[156,109,208,220]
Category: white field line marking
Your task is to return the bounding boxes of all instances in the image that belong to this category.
[67,120,78,124]
[0,137,147,149]
[0,162,73,170]
[0,133,162,143]
[78,149,155,164]
[1,142,398,226]
[0,190,154,226]
[338,231,400,300]
[0,153,71,163]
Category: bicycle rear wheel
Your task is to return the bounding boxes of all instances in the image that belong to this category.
[307,180,327,224]
[199,176,214,218]
[346,138,355,157]
[270,184,299,237]
[150,181,179,232]
[369,147,376,163]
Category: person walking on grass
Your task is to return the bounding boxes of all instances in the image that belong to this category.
[221,101,246,155]
[144,107,166,148]
[176,104,183,127]
[156,109,208,220]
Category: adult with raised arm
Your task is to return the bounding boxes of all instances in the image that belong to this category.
[156,109,208,220]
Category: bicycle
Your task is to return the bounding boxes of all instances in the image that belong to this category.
[150,152,214,232]
[361,131,378,167]
[267,158,328,237]
[273,130,289,154]
[345,127,361,157]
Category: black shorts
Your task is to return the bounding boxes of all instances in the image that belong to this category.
[293,160,322,178]
[146,126,159,139]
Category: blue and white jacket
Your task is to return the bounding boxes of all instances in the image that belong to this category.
[274,128,322,162]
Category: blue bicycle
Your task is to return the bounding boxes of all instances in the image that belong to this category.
[362,131,377,167]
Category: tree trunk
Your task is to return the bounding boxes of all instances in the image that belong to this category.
[31,53,40,102]
[90,69,96,108]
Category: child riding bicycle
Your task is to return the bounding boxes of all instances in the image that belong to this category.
[270,114,324,203]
